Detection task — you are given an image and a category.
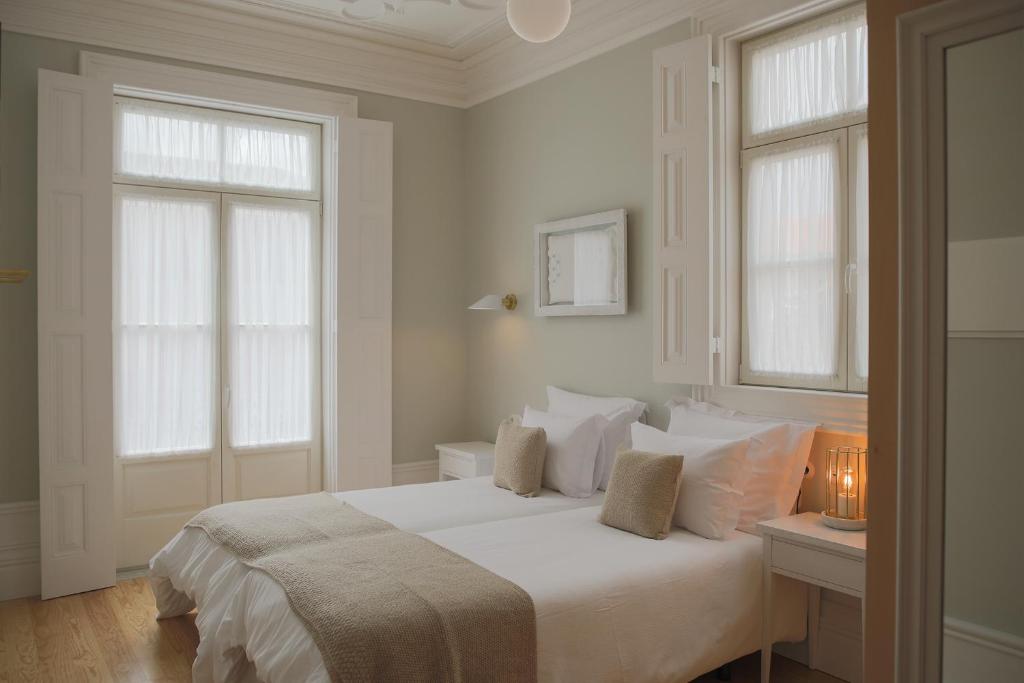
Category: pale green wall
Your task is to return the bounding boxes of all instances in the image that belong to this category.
[943,29,1024,638]
[0,31,469,503]
[1,20,703,504]
[462,21,693,441]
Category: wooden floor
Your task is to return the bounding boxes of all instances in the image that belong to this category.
[0,578,839,682]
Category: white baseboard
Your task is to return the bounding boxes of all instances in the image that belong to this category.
[0,501,41,601]
[944,617,1024,682]
[392,459,439,486]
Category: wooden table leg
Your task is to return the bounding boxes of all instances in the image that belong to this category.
[761,535,773,683]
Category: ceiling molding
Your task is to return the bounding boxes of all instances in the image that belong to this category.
[0,0,810,108]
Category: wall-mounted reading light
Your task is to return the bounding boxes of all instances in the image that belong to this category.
[469,294,517,311]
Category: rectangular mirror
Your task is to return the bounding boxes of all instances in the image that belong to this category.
[534,209,626,316]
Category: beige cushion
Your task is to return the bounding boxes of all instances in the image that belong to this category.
[599,449,684,540]
[493,419,547,497]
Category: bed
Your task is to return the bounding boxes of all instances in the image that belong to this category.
[151,476,605,678]
[152,485,805,683]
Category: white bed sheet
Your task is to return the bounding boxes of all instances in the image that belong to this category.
[150,477,604,678]
[194,507,807,683]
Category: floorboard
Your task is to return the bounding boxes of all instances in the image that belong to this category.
[0,578,839,682]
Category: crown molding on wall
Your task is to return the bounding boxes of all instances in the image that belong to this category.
[0,0,468,106]
[0,0,791,108]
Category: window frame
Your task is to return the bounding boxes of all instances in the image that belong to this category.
[740,4,868,149]
[703,1,868,433]
[112,95,324,461]
[739,127,850,392]
[847,122,869,393]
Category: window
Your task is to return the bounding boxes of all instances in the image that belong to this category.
[113,97,321,457]
[740,6,868,393]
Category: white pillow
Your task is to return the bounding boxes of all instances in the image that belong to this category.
[630,422,750,539]
[546,385,646,419]
[666,398,817,528]
[546,386,647,491]
[522,406,608,498]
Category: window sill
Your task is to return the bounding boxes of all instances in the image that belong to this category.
[692,383,866,434]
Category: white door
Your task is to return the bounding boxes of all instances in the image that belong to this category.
[112,185,223,569]
[221,194,322,502]
[37,70,116,599]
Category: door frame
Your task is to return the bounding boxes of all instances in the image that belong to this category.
[895,1,1023,680]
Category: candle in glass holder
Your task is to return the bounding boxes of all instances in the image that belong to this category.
[836,467,858,518]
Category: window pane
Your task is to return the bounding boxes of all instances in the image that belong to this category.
[117,193,216,456]
[853,130,869,380]
[745,140,840,378]
[748,9,867,135]
[228,201,314,447]
[224,121,316,193]
[116,98,319,195]
[118,100,221,185]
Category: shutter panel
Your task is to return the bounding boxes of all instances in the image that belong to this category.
[652,35,714,385]
[336,119,393,490]
[37,70,115,599]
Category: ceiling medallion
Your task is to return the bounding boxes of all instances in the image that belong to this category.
[341,0,572,43]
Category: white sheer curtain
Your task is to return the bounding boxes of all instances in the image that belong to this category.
[116,98,318,194]
[853,130,869,380]
[117,192,216,456]
[747,9,867,136]
[227,200,315,447]
[744,138,840,379]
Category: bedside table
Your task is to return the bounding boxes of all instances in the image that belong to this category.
[757,512,866,683]
[435,442,495,481]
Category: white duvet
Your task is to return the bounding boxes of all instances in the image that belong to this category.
[151,477,604,678]
[151,479,806,682]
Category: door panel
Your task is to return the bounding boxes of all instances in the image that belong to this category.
[221,194,322,502]
[112,185,221,568]
[116,453,220,567]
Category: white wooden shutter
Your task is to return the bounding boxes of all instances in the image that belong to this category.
[37,70,115,599]
[336,119,393,490]
[652,35,714,385]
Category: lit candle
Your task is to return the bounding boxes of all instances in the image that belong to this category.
[837,467,857,518]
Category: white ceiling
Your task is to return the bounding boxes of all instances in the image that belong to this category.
[1,0,784,107]
[187,0,515,57]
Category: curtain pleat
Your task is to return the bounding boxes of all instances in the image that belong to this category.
[117,99,316,193]
[749,10,867,136]
[744,140,839,378]
[227,202,313,447]
[118,194,216,456]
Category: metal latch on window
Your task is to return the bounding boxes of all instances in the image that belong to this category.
[710,65,721,84]
[711,337,722,354]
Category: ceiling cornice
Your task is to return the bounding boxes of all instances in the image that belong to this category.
[0,0,812,109]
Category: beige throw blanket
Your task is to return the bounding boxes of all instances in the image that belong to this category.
[187,493,537,683]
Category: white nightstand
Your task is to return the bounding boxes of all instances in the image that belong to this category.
[757,512,866,683]
[435,442,495,481]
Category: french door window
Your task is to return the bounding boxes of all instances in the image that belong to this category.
[113,96,321,459]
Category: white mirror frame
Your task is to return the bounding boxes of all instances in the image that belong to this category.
[533,208,627,317]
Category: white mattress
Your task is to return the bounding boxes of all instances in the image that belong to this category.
[159,505,806,683]
[150,477,604,678]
